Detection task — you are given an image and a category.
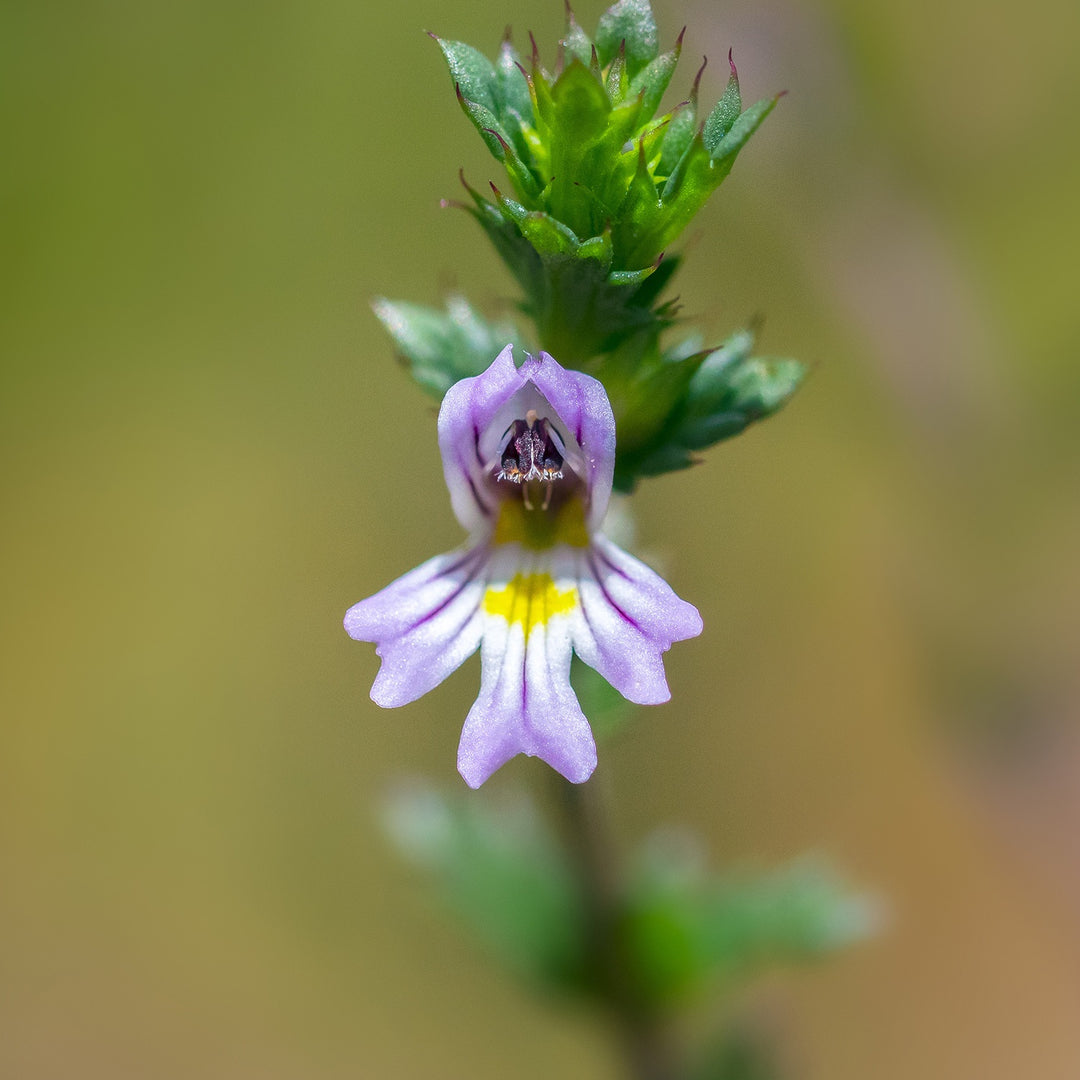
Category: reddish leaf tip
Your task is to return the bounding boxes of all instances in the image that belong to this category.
[457,169,480,196]
[692,56,707,97]
[483,127,513,155]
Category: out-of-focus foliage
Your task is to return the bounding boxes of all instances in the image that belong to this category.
[688,1027,780,1080]
[373,295,524,397]
[382,783,587,987]
[620,835,878,1008]
[383,786,874,1010]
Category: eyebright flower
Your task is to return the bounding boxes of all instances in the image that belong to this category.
[345,345,702,787]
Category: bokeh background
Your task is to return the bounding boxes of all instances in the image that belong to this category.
[3,0,1079,1075]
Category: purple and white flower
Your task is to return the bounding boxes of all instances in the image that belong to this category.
[345,345,702,788]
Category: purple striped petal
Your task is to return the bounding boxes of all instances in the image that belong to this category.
[457,549,597,787]
[591,534,704,643]
[344,546,489,707]
[569,537,702,705]
[436,343,521,537]
[523,352,616,530]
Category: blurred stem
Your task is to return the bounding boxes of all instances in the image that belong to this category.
[553,777,679,1080]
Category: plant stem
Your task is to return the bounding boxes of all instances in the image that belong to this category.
[553,776,679,1080]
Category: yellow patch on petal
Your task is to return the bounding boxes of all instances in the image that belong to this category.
[483,572,577,631]
[492,496,590,549]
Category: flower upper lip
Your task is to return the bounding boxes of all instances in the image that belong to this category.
[438,345,616,540]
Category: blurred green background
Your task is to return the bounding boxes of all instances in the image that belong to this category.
[3,0,1079,1076]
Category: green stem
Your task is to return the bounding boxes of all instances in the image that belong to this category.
[553,777,679,1080]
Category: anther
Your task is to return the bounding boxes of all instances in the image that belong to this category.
[495,413,566,494]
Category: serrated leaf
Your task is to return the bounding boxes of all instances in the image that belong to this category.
[683,340,804,424]
[623,130,714,264]
[482,123,543,200]
[456,88,514,163]
[576,230,614,269]
[495,37,533,124]
[373,295,521,398]
[526,55,555,128]
[519,210,582,257]
[605,41,629,102]
[561,5,594,68]
[609,326,806,486]
[628,32,682,118]
[702,54,742,156]
[617,442,694,489]
[675,412,750,450]
[709,95,778,164]
[549,58,613,139]
[595,0,659,78]
[433,36,500,114]
[657,100,695,177]
[724,357,805,417]
[626,94,775,265]
[546,60,615,236]
[681,329,758,411]
[589,92,648,216]
[613,142,663,260]
[600,332,705,458]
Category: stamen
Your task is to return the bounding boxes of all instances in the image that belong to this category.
[495,412,567,496]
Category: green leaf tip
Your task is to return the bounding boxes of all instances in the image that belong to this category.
[595,0,660,77]
[611,326,808,491]
[373,295,523,399]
